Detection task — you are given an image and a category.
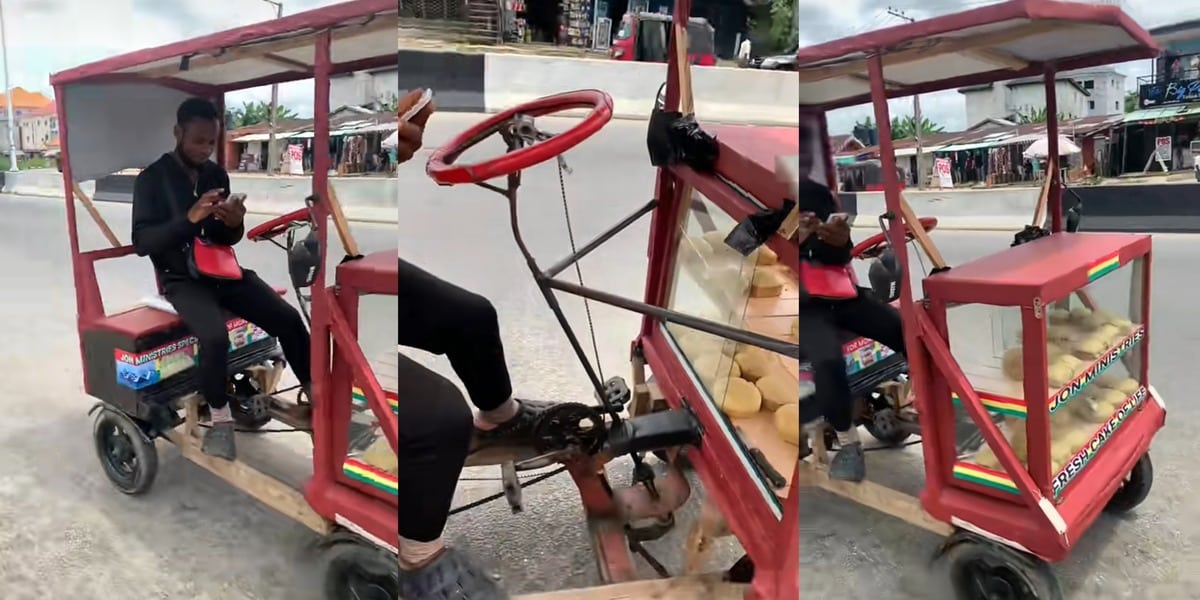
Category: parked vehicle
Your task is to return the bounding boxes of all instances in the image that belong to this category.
[609,13,716,67]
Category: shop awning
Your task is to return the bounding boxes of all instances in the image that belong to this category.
[1123,104,1200,124]
[937,141,998,152]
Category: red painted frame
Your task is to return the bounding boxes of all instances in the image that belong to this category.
[787,0,1162,570]
[56,3,398,552]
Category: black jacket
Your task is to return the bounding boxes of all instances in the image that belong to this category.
[131,153,244,279]
[795,179,851,266]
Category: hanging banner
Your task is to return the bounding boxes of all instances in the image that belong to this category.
[287,144,304,175]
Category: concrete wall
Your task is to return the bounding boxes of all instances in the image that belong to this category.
[853,187,1041,231]
[483,54,798,125]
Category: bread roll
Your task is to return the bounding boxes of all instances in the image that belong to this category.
[1047,358,1075,388]
[974,445,1001,469]
[1047,308,1072,325]
[734,346,773,381]
[789,316,799,339]
[1095,371,1121,388]
[1069,306,1102,331]
[716,377,762,418]
[774,403,800,446]
[1073,335,1108,360]
[1096,323,1120,343]
[1007,419,1028,462]
[1002,347,1024,381]
[362,436,398,475]
[1070,396,1109,424]
[692,353,739,384]
[1093,388,1128,412]
[756,245,778,266]
[757,370,800,411]
[750,269,784,298]
[1047,325,1074,344]
[1111,378,1140,396]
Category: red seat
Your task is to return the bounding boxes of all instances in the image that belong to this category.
[90,287,289,338]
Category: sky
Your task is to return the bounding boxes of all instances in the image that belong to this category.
[2,0,351,117]
[803,0,1200,134]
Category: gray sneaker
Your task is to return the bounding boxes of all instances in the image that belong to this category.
[398,547,510,600]
[829,442,866,482]
[202,422,237,461]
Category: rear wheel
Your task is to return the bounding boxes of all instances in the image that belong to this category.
[323,541,399,600]
[1105,453,1153,514]
[229,371,272,430]
[932,531,1062,600]
[92,409,158,495]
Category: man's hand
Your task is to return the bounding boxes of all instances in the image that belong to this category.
[188,188,224,223]
[397,89,436,166]
[816,218,850,247]
[213,196,246,226]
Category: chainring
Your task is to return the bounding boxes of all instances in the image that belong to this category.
[531,402,607,455]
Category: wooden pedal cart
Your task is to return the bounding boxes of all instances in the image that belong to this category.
[51,2,401,598]
[785,1,1166,597]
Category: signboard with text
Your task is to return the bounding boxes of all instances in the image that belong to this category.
[1155,137,1172,162]
[1139,78,1200,109]
[934,157,953,189]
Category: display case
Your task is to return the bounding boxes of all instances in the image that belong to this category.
[922,232,1165,557]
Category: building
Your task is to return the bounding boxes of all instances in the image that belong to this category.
[1060,67,1125,117]
[1123,19,1200,173]
[17,101,57,155]
[330,67,398,110]
[0,87,52,156]
[959,76,1091,126]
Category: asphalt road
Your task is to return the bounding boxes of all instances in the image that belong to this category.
[402,113,1199,599]
[0,111,1191,599]
[0,194,395,600]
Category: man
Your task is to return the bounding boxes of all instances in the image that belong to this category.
[792,123,906,483]
[395,89,534,599]
[131,97,311,461]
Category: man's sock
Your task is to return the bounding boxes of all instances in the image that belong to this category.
[210,404,234,424]
[835,427,860,447]
[399,536,446,571]
[476,397,520,430]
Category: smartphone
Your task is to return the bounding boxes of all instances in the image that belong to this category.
[399,88,434,123]
[827,212,848,223]
[226,192,247,205]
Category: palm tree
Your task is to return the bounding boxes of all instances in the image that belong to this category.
[225,100,299,128]
[1124,91,1139,113]
[889,115,945,140]
[1014,107,1074,124]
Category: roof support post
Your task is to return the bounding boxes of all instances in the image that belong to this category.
[1043,65,1063,233]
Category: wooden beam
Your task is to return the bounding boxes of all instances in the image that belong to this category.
[796,460,954,537]
[324,182,361,257]
[140,18,395,78]
[797,21,1065,83]
[73,181,122,248]
[967,47,1029,71]
[897,193,948,270]
[260,53,311,72]
[514,575,747,600]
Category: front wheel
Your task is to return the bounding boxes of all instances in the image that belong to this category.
[932,531,1063,600]
[92,409,159,495]
[1105,453,1153,514]
[323,540,399,600]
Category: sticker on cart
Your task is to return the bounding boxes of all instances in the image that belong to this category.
[114,318,269,390]
[1052,386,1148,497]
[1048,326,1145,414]
[842,338,896,376]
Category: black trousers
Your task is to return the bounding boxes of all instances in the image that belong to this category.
[396,258,514,542]
[162,270,311,410]
[796,293,906,431]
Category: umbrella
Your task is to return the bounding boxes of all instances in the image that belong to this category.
[381,129,398,150]
[1022,135,1081,159]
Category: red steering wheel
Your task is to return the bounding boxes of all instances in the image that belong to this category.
[247,207,311,242]
[850,217,939,259]
[426,90,613,186]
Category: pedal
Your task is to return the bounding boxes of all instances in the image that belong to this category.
[596,376,631,410]
[501,461,523,513]
[606,409,702,456]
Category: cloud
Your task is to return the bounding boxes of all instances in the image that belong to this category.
[798,0,1200,133]
[4,0,361,117]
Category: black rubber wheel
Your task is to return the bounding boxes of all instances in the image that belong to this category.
[933,531,1063,600]
[92,409,159,496]
[323,542,399,600]
[1105,453,1153,514]
[863,406,912,446]
[229,373,272,430]
[725,554,755,583]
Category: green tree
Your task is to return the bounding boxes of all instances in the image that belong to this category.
[225,100,299,128]
[889,115,944,140]
[855,117,875,129]
[1124,90,1138,113]
[767,0,797,52]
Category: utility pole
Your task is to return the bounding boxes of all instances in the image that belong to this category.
[887,7,921,188]
[262,0,283,176]
[0,0,17,172]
